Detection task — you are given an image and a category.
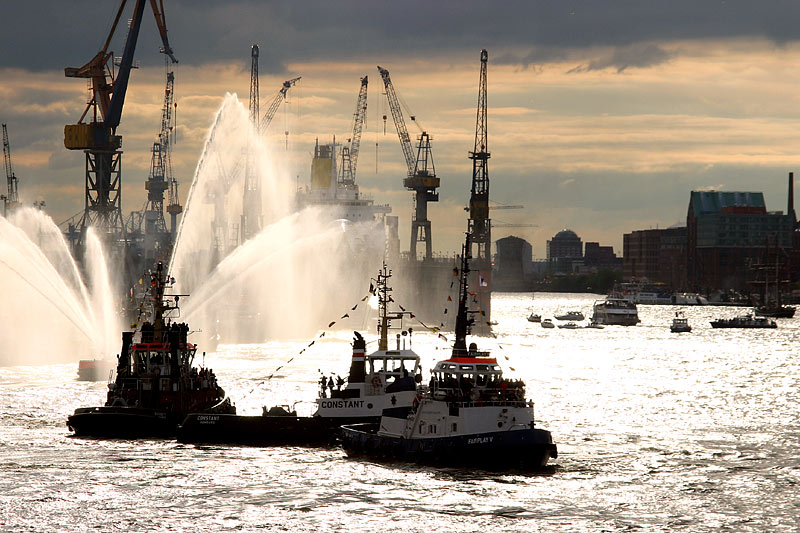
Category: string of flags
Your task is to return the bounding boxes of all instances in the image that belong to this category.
[235,289,374,402]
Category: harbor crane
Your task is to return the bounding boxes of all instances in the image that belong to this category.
[339,76,368,186]
[377,65,440,260]
[1,124,20,217]
[241,44,262,244]
[468,49,492,329]
[139,67,179,265]
[259,76,301,135]
[64,0,177,252]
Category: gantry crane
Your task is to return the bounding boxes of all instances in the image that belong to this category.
[468,49,492,329]
[1,124,20,217]
[377,66,440,260]
[339,76,368,186]
[64,0,177,251]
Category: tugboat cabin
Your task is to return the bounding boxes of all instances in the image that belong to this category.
[429,344,526,405]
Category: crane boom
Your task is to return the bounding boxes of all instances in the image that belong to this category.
[349,76,368,178]
[259,77,301,134]
[2,124,19,215]
[377,66,415,177]
[340,76,368,185]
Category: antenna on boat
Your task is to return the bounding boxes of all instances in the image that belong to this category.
[374,262,413,351]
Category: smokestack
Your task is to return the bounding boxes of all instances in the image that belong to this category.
[348,332,366,383]
[790,172,796,228]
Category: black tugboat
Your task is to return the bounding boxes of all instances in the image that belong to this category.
[340,231,558,471]
[67,262,235,438]
[176,265,422,446]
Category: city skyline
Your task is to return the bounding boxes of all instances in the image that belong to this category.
[3,1,800,256]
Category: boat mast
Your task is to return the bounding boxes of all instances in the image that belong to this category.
[375,263,412,351]
[453,232,474,353]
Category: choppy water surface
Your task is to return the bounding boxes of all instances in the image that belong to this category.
[2,293,800,532]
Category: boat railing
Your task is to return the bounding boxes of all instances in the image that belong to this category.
[445,399,531,409]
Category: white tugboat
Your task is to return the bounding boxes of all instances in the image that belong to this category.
[177,265,422,446]
[340,232,558,470]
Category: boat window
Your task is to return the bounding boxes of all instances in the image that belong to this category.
[459,365,472,371]
[452,423,457,432]
[476,365,489,371]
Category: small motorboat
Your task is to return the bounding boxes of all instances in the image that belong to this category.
[584,321,604,329]
[670,312,692,333]
[541,319,555,328]
[557,322,579,329]
[554,311,584,321]
[527,312,541,323]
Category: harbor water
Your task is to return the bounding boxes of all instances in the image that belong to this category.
[2,292,799,532]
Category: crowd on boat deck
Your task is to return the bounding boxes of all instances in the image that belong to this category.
[190,367,219,391]
[429,375,527,404]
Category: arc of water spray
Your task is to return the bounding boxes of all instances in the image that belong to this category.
[168,106,227,279]
[0,256,97,344]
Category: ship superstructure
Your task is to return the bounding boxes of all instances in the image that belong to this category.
[67,261,234,438]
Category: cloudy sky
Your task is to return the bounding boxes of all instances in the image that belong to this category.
[3,0,800,258]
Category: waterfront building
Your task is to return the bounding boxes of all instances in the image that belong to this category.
[687,191,794,292]
[547,229,583,273]
[623,227,686,289]
[494,235,534,291]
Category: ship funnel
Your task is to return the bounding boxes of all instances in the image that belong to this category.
[348,331,366,383]
[118,331,134,374]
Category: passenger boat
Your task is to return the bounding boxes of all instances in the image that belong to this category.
[554,311,584,321]
[591,296,640,326]
[177,265,422,446]
[340,231,557,471]
[527,312,541,323]
[541,318,555,329]
[710,314,777,329]
[67,262,235,439]
[670,312,691,333]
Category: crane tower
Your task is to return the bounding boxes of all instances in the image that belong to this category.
[141,68,178,264]
[377,66,440,261]
[240,44,262,244]
[468,49,492,328]
[64,0,177,255]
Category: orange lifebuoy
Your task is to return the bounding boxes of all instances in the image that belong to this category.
[412,394,421,410]
[371,376,382,388]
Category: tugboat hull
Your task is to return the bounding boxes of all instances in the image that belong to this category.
[177,413,378,446]
[67,407,178,438]
[340,423,558,471]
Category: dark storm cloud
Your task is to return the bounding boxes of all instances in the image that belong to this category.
[3,0,800,73]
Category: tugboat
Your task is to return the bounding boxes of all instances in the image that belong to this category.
[710,314,777,329]
[340,232,558,471]
[176,265,422,446]
[67,262,235,438]
[670,312,692,333]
